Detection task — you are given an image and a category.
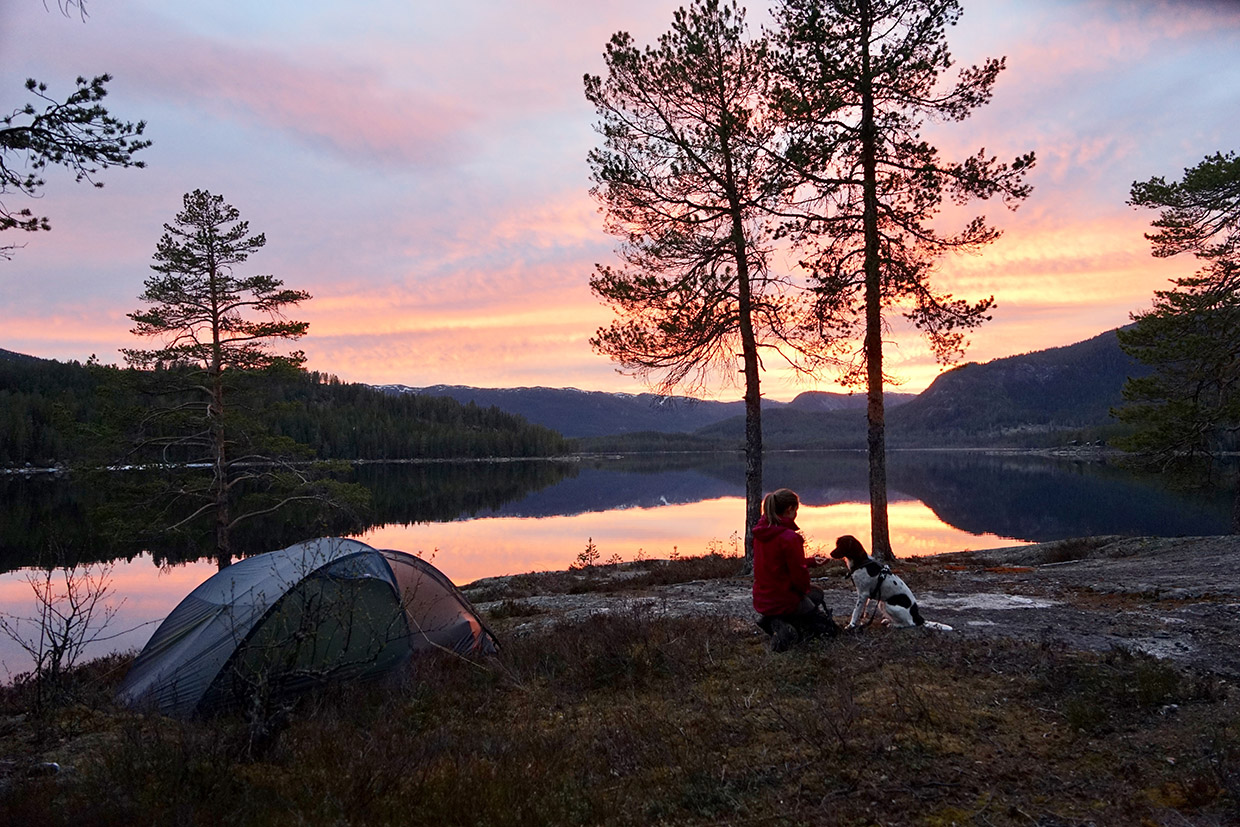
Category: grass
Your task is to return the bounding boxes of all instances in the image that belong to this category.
[466,550,748,603]
[2,553,1238,825]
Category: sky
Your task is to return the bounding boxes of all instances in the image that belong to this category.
[1,0,1238,401]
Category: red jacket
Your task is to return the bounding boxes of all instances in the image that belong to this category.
[752,515,811,616]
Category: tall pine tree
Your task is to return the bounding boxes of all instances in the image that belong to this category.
[769,0,1034,560]
[124,190,314,567]
[585,0,830,563]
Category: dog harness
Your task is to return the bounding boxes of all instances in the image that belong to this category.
[845,560,891,599]
[846,561,892,627]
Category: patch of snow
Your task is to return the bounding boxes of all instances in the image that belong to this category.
[921,593,1060,611]
[1125,637,1196,661]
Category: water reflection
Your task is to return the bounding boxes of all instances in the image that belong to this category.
[0,459,579,570]
[0,451,1230,676]
[355,497,1027,585]
[457,451,1230,542]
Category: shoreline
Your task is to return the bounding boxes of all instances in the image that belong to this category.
[1,444,1130,477]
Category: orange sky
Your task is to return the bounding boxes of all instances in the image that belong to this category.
[2,1,1237,401]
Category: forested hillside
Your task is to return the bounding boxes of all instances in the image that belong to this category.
[0,325,1149,463]
[692,328,1146,449]
[0,350,573,466]
[889,327,1148,441]
[388,384,753,438]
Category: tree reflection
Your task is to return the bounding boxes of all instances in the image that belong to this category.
[1,452,1230,574]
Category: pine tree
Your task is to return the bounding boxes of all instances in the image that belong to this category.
[123,190,312,567]
[1,74,149,259]
[1118,151,1240,529]
[585,0,829,563]
[769,0,1034,560]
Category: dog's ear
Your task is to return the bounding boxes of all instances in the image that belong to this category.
[830,535,852,558]
[835,534,865,558]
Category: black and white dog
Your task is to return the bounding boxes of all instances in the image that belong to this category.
[830,535,950,630]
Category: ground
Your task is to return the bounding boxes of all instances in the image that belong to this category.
[7,535,1240,824]
[464,535,1240,679]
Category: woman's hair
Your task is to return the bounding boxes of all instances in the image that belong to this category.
[762,488,799,525]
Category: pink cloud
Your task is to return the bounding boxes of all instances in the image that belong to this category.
[136,46,477,167]
[20,9,480,168]
[303,315,610,389]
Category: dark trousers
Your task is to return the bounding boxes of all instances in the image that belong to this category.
[759,586,838,639]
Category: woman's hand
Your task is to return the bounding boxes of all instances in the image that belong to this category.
[810,554,828,567]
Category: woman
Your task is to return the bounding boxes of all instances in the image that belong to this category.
[752,488,836,650]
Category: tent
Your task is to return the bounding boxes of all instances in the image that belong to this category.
[117,537,497,717]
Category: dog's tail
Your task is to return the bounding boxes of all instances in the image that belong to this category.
[911,604,953,630]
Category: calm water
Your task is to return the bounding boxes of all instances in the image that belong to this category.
[0,451,1230,677]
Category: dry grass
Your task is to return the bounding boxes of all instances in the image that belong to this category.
[2,556,1239,826]
[466,551,747,601]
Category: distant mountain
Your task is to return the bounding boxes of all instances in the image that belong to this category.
[377,385,763,438]
[377,385,916,439]
[888,326,1148,441]
[2,324,1149,458]
[692,327,1147,449]
[786,390,916,411]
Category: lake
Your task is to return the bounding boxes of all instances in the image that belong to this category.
[0,450,1230,678]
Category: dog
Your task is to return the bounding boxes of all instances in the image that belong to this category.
[830,535,950,631]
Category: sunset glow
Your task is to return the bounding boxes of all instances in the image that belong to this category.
[2,1,1238,400]
[352,496,1027,586]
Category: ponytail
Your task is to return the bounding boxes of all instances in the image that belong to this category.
[762,488,799,525]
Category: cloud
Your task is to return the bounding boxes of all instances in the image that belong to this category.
[16,6,481,169]
[139,44,480,167]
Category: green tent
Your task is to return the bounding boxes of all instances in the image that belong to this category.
[117,537,497,716]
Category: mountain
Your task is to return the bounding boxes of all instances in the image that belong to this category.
[786,390,916,412]
[377,385,758,438]
[378,385,914,439]
[888,326,1148,441]
[692,327,1146,449]
[4,324,1149,456]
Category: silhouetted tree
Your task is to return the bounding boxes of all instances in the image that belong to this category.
[769,0,1034,560]
[124,190,316,567]
[1129,151,1240,261]
[52,1,89,19]
[1117,151,1240,530]
[1,74,149,259]
[585,0,829,563]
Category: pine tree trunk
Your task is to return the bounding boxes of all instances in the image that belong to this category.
[859,0,894,563]
[1232,478,1240,535]
[210,363,231,570]
[733,215,763,569]
[212,423,231,569]
[866,350,892,562]
[742,354,762,568]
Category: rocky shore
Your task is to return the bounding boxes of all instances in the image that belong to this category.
[464,534,1240,679]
